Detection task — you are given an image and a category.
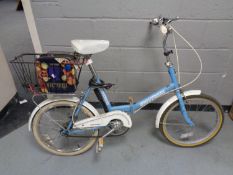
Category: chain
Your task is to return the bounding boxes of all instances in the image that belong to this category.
[65,128,128,138]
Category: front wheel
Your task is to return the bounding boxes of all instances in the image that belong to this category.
[159,94,224,147]
[32,100,98,156]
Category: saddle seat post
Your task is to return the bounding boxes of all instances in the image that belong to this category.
[87,58,99,80]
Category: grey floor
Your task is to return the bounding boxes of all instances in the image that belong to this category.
[1,111,233,175]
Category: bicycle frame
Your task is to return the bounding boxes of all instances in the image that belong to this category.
[69,20,196,131]
[97,66,177,113]
[70,63,194,130]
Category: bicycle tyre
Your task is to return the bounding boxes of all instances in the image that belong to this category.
[159,94,224,147]
[32,100,98,156]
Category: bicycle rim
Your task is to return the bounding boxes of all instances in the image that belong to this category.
[160,94,223,147]
[32,100,98,156]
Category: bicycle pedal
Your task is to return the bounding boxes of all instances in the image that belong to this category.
[96,137,104,153]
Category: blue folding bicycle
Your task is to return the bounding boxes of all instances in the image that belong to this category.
[28,17,224,156]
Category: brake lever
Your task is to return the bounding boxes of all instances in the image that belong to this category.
[150,18,159,25]
[167,16,180,24]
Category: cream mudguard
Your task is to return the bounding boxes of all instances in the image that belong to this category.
[73,110,132,129]
[155,90,201,128]
[28,97,99,131]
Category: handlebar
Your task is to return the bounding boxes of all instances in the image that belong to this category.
[150,16,179,26]
[150,16,179,57]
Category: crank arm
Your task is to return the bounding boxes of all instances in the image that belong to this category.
[96,128,115,153]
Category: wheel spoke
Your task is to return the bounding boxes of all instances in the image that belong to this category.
[160,122,190,126]
[42,112,66,130]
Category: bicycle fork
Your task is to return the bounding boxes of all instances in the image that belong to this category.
[168,65,194,127]
[176,90,194,127]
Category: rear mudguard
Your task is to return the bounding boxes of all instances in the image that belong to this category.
[28,97,99,131]
[155,90,201,128]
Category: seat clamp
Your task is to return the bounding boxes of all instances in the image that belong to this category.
[85,59,93,66]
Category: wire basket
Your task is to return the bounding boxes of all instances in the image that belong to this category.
[10,52,85,95]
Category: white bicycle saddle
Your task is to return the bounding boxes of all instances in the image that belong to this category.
[71,40,109,55]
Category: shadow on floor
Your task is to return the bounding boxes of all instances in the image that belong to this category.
[0,99,35,138]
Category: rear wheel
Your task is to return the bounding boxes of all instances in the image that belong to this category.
[32,100,98,156]
[159,94,224,147]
